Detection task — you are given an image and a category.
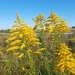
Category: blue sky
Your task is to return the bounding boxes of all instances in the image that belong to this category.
[0,0,75,29]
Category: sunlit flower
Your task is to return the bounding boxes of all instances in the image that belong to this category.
[10,40,21,46]
[18,53,24,58]
[22,66,25,71]
[27,49,32,53]
[7,46,20,52]
[32,14,45,30]
[34,51,41,54]
[20,43,26,50]
[44,12,71,33]
[6,12,43,58]
[56,21,71,33]
[54,43,75,74]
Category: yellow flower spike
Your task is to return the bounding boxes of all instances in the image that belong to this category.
[69,69,75,74]
[60,64,65,73]
[27,49,32,53]
[6,36,17,42]
[38,14,45,20]
[18,53,24,58]
[10,40,21,46]
[16,12,22,22]
[22,67,25,71]
[7,46,20,52]
[32,13,45,30]
[29,37,39,43]
[56,20,71,33]
[6,12,43,62]
[45,12,70,33]
[50,12,60,23]
[34,51,41,54]
[37,48,46,52]
[19,34,23,38]
[32,42,41,46]
[54,43,75,74]
[20,43,25,50]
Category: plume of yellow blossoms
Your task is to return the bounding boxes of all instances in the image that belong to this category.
[32,14,45,30]
[44,12,60,33]
[44,23,54,33]
[56,20,71,33]
[6,12,45,58]
[54,43,75,74]
[44,12,71,33]
[50,12,60,23]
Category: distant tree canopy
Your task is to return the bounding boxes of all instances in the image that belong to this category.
[0,29,11,33]
[72,26,75,28]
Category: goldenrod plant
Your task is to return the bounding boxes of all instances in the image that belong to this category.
[44,12,71,49]
[32,14,45,30]
[0,12,74,75]
[6,12,46,75]
[54,43,75,75]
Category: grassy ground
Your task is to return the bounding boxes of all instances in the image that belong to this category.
[0,30,75,75]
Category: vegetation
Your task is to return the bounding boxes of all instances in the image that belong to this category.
[0,12,75,75]
[0,29,10,33]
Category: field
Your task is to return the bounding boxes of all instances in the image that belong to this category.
[0,12,75,75]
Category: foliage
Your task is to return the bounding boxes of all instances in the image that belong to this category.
[0,29,10,33]
[0,12,75,75]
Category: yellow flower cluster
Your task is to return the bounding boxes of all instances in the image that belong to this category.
[44,23,54,33]
[44,12,71,33]
[6,12,44,58]
[18,53,24,58]
[54,43,75,74]
[34,48,46,54]
[7,46,20,52]
[32,14,45,30]
[22,66,25,71]
[37,14,45,20]
[56,21,71,33]
[50,12,60,23]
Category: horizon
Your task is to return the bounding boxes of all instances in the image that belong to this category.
[0,0,75,29]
